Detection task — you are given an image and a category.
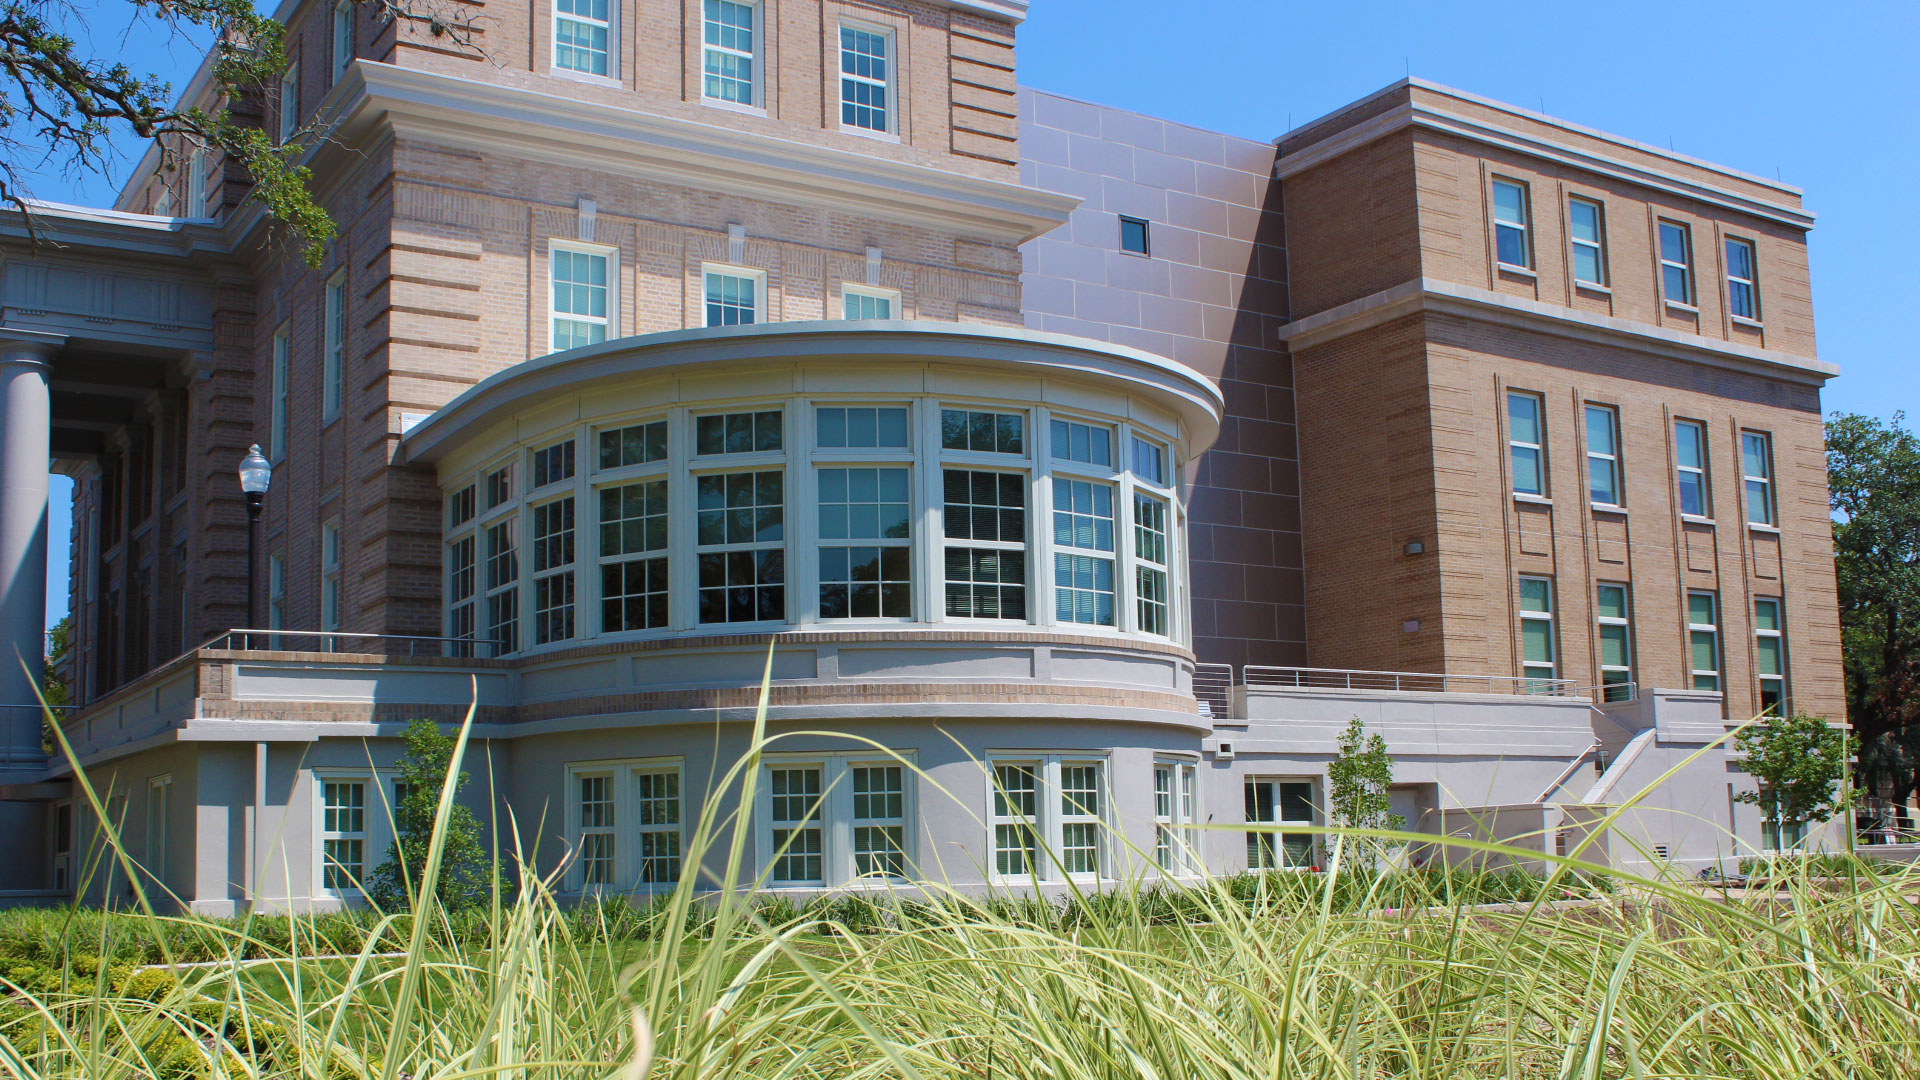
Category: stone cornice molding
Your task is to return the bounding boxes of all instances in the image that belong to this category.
[0,202,233,261]
[1275,82,1813,230]
[333,62,1075,244]
[1277,278,1838,386]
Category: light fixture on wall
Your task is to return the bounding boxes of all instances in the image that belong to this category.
[237,444,273,643]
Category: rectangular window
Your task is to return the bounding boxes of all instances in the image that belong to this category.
[268,553,287,634]
[332,0,354,82]
[320,779,366,892]
[817,466,911,619]
[704,270,758,327]
[320,519,343,638]
[1131,436,1167,487]
[635,769,682,885]
[323,272,346,421]
[449,485,476,529]
[1518,576,1556,689]
[1507,391,1545,496]
[1741,431,1775,526]
[769,766,825,885]
[1659,221,1693,305]
[991,762,1039,877]
[1246,779,1316,870]
[1585,404,1622,507]
[817,406,908,449]
[1726,238,1759,320]
[187,147,208,215]
[695,409,781,454]
[448,535,476,652]
[599,480,669,633]
[941,409,1025,454]
[270,325,290,459]
[278,62,299,142]
[531,498,576,645]
[486,519,520,653]
[554,0,611,76]
[599,420,667,469]
[532,440,576,488]
[577,773,615,886]
[701,0,755,105]
[1134,492,1169,637]
[1491,179,1530,267]
[942,468,1027,622]
[1050,418,1113,467]
[841,286,897,320]
[695,470,785,623]
[146,778,170,882]
[1674,419,1709,517]
[839,25,891,132]
[485,464,513,510]
[1754,598,1787,715]
[1568,197,1606,286]
[1053,478,1115,626]
[1154,761,1197,874]
[552,246,611,350]
[1118,216,1150,256]
[1688,591,1720,691]
[851,765,907,878]
[1595,583,1633,703]
[1058,763,1102,876]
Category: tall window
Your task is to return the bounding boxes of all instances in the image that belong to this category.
[1725,238,1759,320]
[1568,197,1606,285]
[1153,760,1197,874]
[704,269,759,326]
[600,480,669,632]
[841,286,896,321]
[991,762,1038,877]
[817,467,911,618]
[636,769,682,885]
[278,62,299,143]
[552,246,611,350]
[1052,478,1115,625]
[1595,583,1633,702]
[852,764,907,878]
[702,0,756,105]
[1133,493,1170,636]
[1057,764,1102,877]
[943,469,1026,620]
[531,497,576,644]
[1658,221,1693,305]
[769,766,825,885]
[486,518,520,653]
[145,777,170,882]
[1674,419,1709,517]
[1491,179,1530,267]
[270,325,290,459]
[268,553,287,636]
[323,272,346,421]
[554,0,611,76]
[577,773,615,886]
[696,471,784,623]
[1688,591,1720,691]
[1741,431,1775,526]
[448,534,476,652]
[320,519,343,641]
[1507,391,1546,496]
[1246,779,1315,870]
[1517,576,1556,689]
[320,779,366,893]
[839,25,890,132]
[1754,598,1787,715]
[332,0,354,83]
[187,147,208,215]
[1584,404,1621,506]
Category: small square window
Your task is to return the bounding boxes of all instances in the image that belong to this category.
[1119,216,1150,256]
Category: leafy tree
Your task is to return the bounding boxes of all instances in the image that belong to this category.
[368,717,494,911]
[1733,711,1855,848]
[1826,411,1920,809]
[0,0,478,266]
[42,614,68,707]
[1327,717,1403,836]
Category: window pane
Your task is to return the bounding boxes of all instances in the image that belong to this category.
[1754,599,1780,632]
[1599,623,1629,667]
[1518,578,1550,612]
[1521,619,1553,663]
[1569,199,1599,243]
[1595,585,1626,620]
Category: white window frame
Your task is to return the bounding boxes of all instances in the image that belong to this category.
[989,753,1109,884]
[1567,195,1606,286]
[145,774,171,884]
[563,758,685,892]
[701,265,765,327]
[447,529,478,654]
[595,464,671,636]
[1153,758,1199,876]
[1131,487,1172,639]
[1491,178,1531,269]
[551,241,616,351]
[187,146,209,216]
[483,503,521,655]
[1754,597,1787,716]
[1517,575,1557,688]
[1245,777,1318,871]
[1725,236,1760,322]
[529,493,578,646]
[270,323,290,460]
[837,21,895,136]
[331,0,354,83]
[1658,220,1694,306]
[1506,390,1546,498]
[320,518,343,645]
[278,61,300,143]
[553,0,615,79]
[1688,590,1721,692]
[1595,583,1633,703]
[314,769,397,901]
[1584,403,1622,508]
[814,461,914,622]
[1674,419,1710,519]
[323,271,346,422]
[755,753,916,888]
[840,283,899,321]
[701,0,760,109]
[1741,430,1775,527]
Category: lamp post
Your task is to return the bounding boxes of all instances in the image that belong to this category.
[237,445,273,644]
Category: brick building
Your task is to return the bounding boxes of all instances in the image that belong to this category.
[0,0,1843,910]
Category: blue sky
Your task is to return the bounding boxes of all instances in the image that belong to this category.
[37,0,1918,632]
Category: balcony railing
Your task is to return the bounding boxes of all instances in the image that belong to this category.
[1192,662,1234,719]
[1241,665,1581,697]
[202,630,507,659]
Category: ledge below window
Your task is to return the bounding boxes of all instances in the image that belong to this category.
[1496,263,1537,279]
[1747,522,1782,535]
[1512,493,1553,506]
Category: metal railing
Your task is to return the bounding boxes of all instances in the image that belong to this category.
[1241,665,1581,697]
[203,630,507,660]
[1192,662,1235,719]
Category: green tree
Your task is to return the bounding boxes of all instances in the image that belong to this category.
[1327,717,1403,836]
[42,614,69,707]
[1826,411,1920,810]
[1733,711,1855,849]
[368,717,494,911]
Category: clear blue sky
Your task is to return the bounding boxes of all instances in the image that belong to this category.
[37,0,1918,633]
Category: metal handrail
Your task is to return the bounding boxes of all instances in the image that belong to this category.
[1241,664,1580,697]
[1191,662,1235,719]
[202,629,507,659]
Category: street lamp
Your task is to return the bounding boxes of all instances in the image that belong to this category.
[238,445,272,642]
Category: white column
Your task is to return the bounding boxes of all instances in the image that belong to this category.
[0,335,57,772]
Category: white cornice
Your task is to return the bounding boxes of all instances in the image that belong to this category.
[338,63,1074,244]
[0,200,233,261]
[1277,278,1838,386]
[1276,91,1814,230]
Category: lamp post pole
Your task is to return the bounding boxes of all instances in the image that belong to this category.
[237,446,273,646]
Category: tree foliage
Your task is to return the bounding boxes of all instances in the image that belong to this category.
[367,717,495,912]
[1733,711,1855,836]
[1826,411,1920,806]
[1327,717,1403,835]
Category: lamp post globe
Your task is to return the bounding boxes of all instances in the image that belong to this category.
[238,445,272,640]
